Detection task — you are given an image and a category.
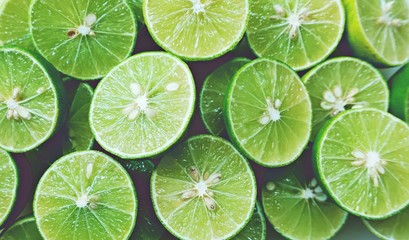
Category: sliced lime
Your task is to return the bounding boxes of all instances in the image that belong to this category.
[363,207,409,240]
[390,63,409,123]
[34,150,137,240]
[0,0,33,50]
[90,52,195,159]
[233,201,266,240]
[0,216,41,240]
[30,0,137,80]
[144,0,249,60]
[0,149,18,227]
[224,58,312,167]
[343,0,409,66]
[200,58,250,136]
[128,0,144,23]
[0,47,64,153]
[247,0,345,71]
[263,172,347,240]
[314,109,409,219]
[151,135,257,240]
[303,57,389,139]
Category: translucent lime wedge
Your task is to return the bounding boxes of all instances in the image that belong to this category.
[144,0,249,60]
[0,0,33,50]
[200,58,250,136]
[343,0,409,66]
[224,59,312,167]
[263,172,348,240]
[0,47,64,153]
[30,0,137,80]
[303,57,389,139]
[151,135,257,240]
[390,63,409,123]
[363,207,409,240]
[34,151,137,240]
[90,52,195,159]
[247,0,345,71]
[0,216,41,240]
[233,201,266,240]
[314,109,409,219]
[0,149,18,227]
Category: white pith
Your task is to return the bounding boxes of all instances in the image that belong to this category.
[270,4,311,39]
[68,13,97,38]
[2,87,32,121]
[320,85,363,116]
[351,149,386,187]
[260,98,282,125]
[378,1,406,27]
[123,82,158,121]
[300,178,327,202]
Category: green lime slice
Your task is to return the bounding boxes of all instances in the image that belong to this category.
[0,216,41,240]
[0,47,64,153]
[247,0,345,71]
[200,58,250,136]
[90,52,195,159]
[0,0,33,50]
[34,150,137,240]
[128,0,144,23]
[233,201,266,240]
[224,58,312,167]
[390,63,409,123]
[63,83,94,154]
[303,57,389,140]
[343,0,409,66]
[314,109,409,219]
[30,0,137,80]
[0,149,18,227]
[144,0,249,60]
[262,172,348,240]
[151,135,257,240]
[363,207,409,240]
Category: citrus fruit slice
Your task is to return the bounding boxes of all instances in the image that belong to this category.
[224,58,312,167]
[247,0,345,71]
[233,201,266,240]
[128,0,144,23]
[90,52,195,159]
[390,63,409,123]
[151,135,257,240]
[200,58,250,136]
[30,0,137,80]
[262,172,348,240]
[343,0,409,66]
[363,207,409,240]
[0,149,18,227]
[303,57,389,140]
[0,47,64,153]
[33,150,137,240]
[144,0,249,60]
[0,216,41,240]
[0,0,33,50]
[314,109,409,219]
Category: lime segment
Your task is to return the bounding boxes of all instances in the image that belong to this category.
[233,201,266,240]
[0,149,18,227]
[363,207,409,240]
[151,135,257,240]
[314,109,409,219]
[0,216,41,240]
[34,151,137,240]
[390,63,409,123]
[225,59,312,167]
[90,52,195,159]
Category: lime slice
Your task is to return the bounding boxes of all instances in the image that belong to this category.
[151,135,257,240]
[262,172,348,240]
[144,0,249,60]
[0,149,18,227]
[390,63,409,123]
[33,150,137,240]
[90,52,195,159]
[247,0,345,71]
[30,0,137,80]
[303,57,389,140]
[200,58,250,136]
[63,83,94,154]
[128,0,144,23]
[343,0,409,66]
[224,58,312,167]
[0,0,33,50]
[0,216,41,240]
[363,207,409,240]
[314,109,409,219]
[0,47,64,153]
[233,201,266,240]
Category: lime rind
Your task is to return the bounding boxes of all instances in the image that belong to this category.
[0,216,42,239]
[390,63,409,123]
[0,149,18,227]
[233,201,266,240]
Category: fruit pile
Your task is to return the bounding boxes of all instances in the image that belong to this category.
[0,0,409,239]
